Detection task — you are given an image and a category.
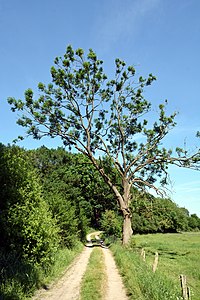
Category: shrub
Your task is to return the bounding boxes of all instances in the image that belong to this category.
[100,210,123,238]
[0,144,60,267]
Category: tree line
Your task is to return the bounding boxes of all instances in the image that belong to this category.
[1,143,199,257]
[1,143,200,297]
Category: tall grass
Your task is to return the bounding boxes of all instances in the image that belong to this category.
[0,250,39,300]
[42,241,83,286]
[0,242,83,300]
[80,247,106,300]
[111,243,182,300]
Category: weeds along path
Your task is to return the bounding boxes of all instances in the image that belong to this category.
[33,246,93,300]
[102,248,128,300]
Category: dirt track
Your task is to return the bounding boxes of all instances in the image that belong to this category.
[33,233,128,300]
[33,247,93,300]
[102,248,128,300]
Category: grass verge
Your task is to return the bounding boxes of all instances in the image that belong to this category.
[41,241,83,286]
[111,242,182,300]
[80,247,106,300]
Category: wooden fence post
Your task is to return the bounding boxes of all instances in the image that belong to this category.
[152,252,159,273]
[140,248,146,262]
[187,286,191,299]
[180,274,191,299]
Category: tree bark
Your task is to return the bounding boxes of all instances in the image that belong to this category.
[122,212,133,245]
[122,179,133,244]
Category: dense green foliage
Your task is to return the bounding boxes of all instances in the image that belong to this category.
[0,144,60,298]
[29,146,200,235]
[29,147,117,236]
[0,143,199,298]
[0,144,60,266]
[100,210,123,237]
[131,193,191,233]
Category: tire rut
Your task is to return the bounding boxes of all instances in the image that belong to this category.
[102,248,128,300]
[33,246,93,300]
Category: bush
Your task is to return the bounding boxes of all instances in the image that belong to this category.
[0,145,60,267]
[7,196,60,267]
[0,249,40,299]
[100,210,123,238]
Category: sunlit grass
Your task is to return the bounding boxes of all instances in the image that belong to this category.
[111,232,200,300]
[133,232,200,299]
[112,242,181,300]
[80,247,106,300]
[42,241,83,286]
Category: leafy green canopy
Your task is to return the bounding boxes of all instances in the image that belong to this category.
[8,45,199,194]
[131,193,190,234]
[30,147,118,231]
[0,144,60,266]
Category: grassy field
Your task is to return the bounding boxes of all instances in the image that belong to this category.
[112,232,200,300]
[80,247,106,300]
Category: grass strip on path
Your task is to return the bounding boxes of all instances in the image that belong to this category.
[80,247,106,300]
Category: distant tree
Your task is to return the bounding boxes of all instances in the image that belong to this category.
[100,210,123,238]
[131,193,189,233]
[30,147,117,237]
[188,213,200,230]
[8,46,200,244]
[180,207,190,217]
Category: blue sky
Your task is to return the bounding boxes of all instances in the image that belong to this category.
[0,0,199,215]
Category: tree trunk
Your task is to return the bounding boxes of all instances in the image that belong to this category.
[122,179,133,245]
[87,155,133,244]
[122,212,133,245]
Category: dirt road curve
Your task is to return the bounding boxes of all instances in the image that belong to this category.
[33,247,93,300]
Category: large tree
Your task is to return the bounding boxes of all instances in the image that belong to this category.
[8,46,200,244]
